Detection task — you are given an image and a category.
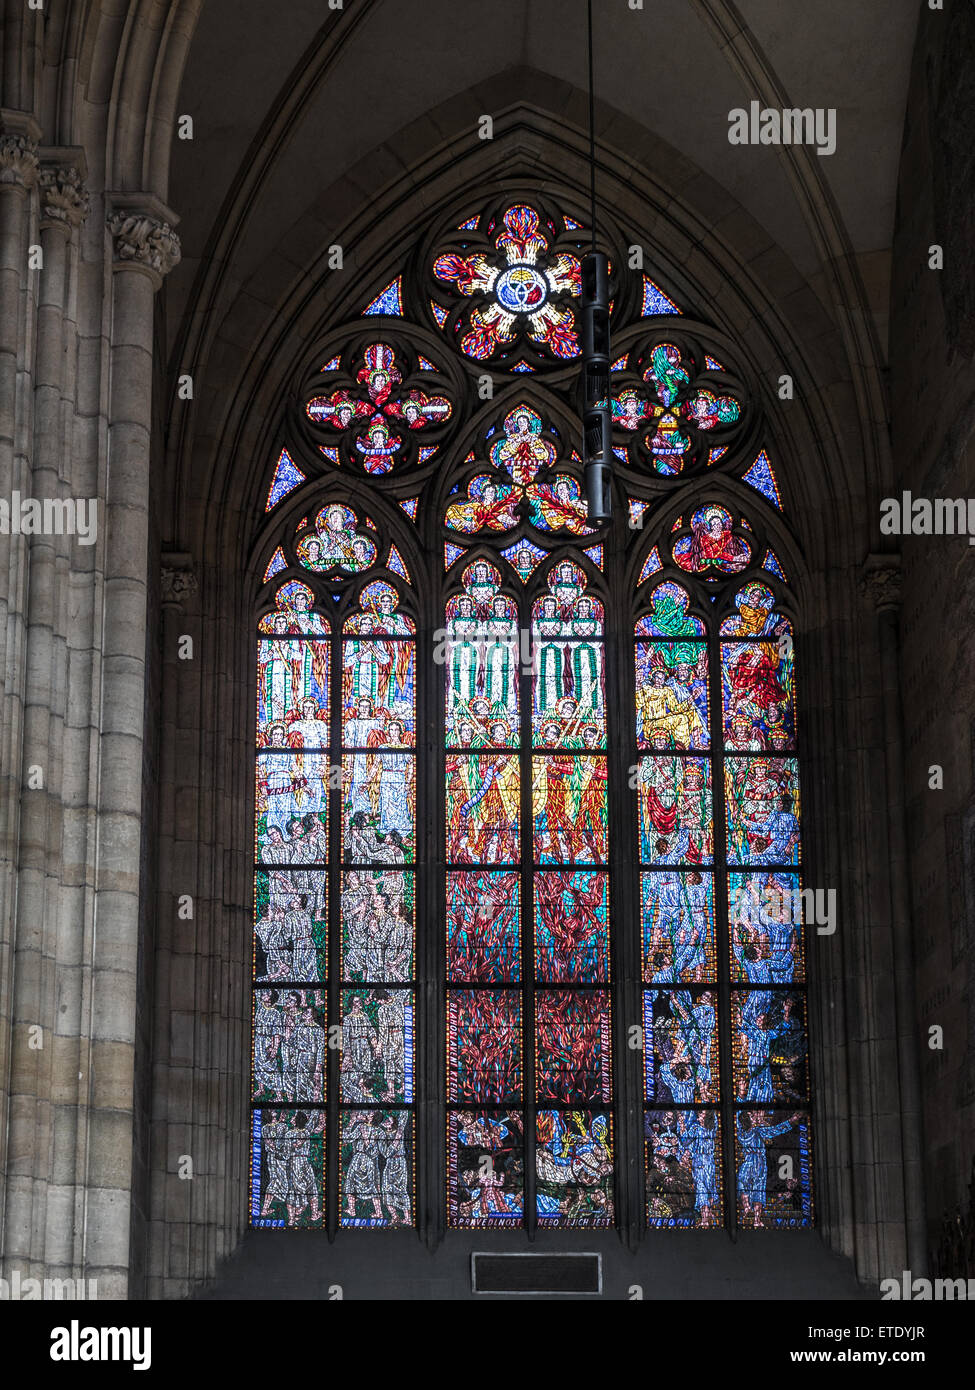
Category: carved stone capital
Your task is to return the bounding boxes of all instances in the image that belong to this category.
[39,164,89,231]
[107,192,181,290]
[108,209,181,280]
[161,554,198,610]
[860,554,902,612]
[0,132,39,189]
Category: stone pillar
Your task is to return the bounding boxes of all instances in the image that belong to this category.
[36,156,90,1274]
[149,554,200,1295]
[861,553,927,1275]
[0,111,40,1245]
[2,151,90,1282]
[80,198,179,1298]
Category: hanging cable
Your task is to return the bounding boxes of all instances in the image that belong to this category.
[581,0,612,522]
[588,0,597,252]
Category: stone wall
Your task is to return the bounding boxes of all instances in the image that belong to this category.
[0,0,195,1299]
[890,0,975,1271]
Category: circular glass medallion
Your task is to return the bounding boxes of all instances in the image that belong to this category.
[495,263,548,314]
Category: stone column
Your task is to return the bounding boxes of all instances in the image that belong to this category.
[861,553,927,1275]
[2,152,90,1282]
[37,156,89,1274]
[149,554,200,1295]
[80,198,179,1298]
[0,111,40,1238]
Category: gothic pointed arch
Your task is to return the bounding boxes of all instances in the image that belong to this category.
[247,190,815,1236]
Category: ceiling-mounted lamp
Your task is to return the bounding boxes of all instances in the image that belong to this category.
[580,0,612,523]
[581,252,611,522]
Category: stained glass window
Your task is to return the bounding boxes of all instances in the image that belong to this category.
[432,204,583,365]
[253,197,811,1241]
[637,535,812,1230]
[445,543,613,1230]
[611,337,747,478]
[252,570,416,1228]
[304,341,452,475]
[444,403,593,539]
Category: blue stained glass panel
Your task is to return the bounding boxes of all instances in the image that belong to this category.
[735,1110,812,1228]
[731,989,808,1105]
[263,547,288,582]
[363,277,403,316]
[729,871,805,984]
[742,450,782,508]
[645,1110,722,1228]
[641,870,716,983]
[643,987,719,1104]
[762,549,787,580]
[642,277,681,316]
[266,448,305,510]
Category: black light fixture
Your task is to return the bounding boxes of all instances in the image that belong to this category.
[581,0,612,522]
